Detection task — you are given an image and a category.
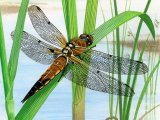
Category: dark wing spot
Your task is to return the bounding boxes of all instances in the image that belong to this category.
[136,60,143,64]
[36,6,41,11]
[48,48,54,53]
[38,40,41,43]
[47,21,51,24]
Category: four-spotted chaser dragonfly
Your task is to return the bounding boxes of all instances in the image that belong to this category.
[11,5,148,103]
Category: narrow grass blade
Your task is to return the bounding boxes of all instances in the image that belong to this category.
[0,13,10,98]
[133,60,160,120]
[108,0,116,117]
[125,37,149,120]
[62,0,85,119]
[139,104,160,120]
[83,0,98,34]
[112,0,123,119]
[90,11,155,48]
[72,0,98,104]
[123,1,151,119]
[62,0,78,40]
[72,0,98,120]
[0,12,15,120]
[8,0,29,85]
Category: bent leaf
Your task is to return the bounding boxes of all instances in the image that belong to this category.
[90,11,155,48]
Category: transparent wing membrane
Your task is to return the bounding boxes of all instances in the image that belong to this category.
[28,5,67,47]
[79,49,148,75]
[65,57,134,97]
[11,31,59,65]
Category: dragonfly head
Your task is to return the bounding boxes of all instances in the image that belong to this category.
[79,34,93,46]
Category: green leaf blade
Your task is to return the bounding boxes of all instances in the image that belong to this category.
[8,0,30,87]
[0,12,15,120]
[133,60,160,120]
[90,11,155,48]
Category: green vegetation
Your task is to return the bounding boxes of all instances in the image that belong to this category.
[102,0,160,120]
[0,0,29,119]
[0,0,158,120]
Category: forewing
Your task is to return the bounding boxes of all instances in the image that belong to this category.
[65,57,134,96]
[28,5,67,47]
[11,31,59,65]
[79,50,148,74]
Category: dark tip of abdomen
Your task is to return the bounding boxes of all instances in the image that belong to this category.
[21,94,30,103]
[21,85,39,103]
[21,80,47,103]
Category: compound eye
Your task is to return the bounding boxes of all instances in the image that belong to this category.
[79,35,82,38]
[79,34,83,39]
[79,34,86,39]
[86,35,90,39]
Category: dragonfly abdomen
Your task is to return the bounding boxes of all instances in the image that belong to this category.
[21,56,67,103]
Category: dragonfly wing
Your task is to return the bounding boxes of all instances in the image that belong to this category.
[65,57,134,97]
[28,5,67,47]
[79,49,148,74]
[11,31,59,65]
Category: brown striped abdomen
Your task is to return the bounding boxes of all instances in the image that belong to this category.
[21,56,67,103]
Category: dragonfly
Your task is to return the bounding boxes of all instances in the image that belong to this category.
[11,5,148,103]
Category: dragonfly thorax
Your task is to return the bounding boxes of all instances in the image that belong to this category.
[62,47,73,57]
[66,43,75,49]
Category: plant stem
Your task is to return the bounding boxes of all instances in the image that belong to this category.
[133,60,160,120]
[123,1,151,119]
[8,0,30,93]
[113,0,123,119]
[139,104,160,120]
[0,12,15,120]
